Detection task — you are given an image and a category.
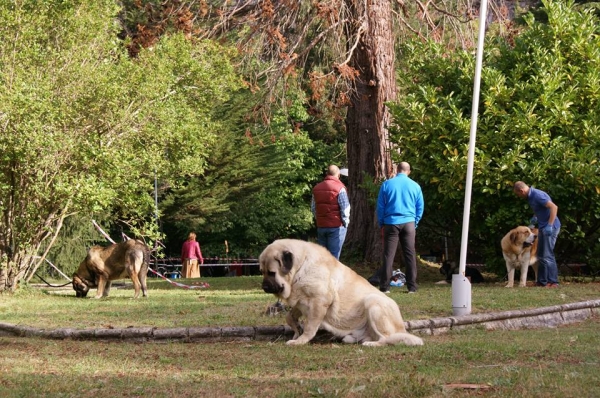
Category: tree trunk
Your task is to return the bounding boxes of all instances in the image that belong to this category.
[0,205,69,292]
[345,0,396,263]
[0,257,19,293]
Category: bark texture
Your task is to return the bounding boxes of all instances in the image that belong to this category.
[345,0,396,262]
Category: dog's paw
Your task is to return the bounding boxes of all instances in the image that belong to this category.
[286,339,307,346]
[286,335,310,345]
[406,337,424,346]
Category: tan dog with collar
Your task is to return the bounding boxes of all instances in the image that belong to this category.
[259,239,423,346]
[501,226,538,287]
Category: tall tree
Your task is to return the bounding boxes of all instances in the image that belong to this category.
[119,0,513,261]
[344,0,396,260]
[121,0,400,260]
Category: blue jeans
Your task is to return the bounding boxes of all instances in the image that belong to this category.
[537,227,560,285]
[317,227,347,260]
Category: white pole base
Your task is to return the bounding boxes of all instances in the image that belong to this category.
[452,274,472,316]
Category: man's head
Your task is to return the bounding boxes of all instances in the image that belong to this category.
[513,181,529,199]
[398,162,411,175]
[326,165,340,178]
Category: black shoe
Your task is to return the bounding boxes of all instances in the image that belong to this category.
[368,274,380,287]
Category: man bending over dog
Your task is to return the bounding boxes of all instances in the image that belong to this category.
[513,181,560,288]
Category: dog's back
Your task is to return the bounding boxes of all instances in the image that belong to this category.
[440,261,484,284]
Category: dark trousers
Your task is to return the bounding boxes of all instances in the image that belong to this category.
[379,222,417,292]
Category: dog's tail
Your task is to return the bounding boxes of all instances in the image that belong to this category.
[142,245,150,271]
[141,245,150,294]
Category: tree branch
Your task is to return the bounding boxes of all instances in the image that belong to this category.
[336,19,366,68]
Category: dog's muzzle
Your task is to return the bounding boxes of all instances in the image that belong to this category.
[523,234,537,247]
[73,278,90,298]
[74,285,89,298]
[262,278,284,294]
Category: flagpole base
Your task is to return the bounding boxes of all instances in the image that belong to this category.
[452,274,472,316]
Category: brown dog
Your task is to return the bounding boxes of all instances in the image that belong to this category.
[72,239,149,298]
[501,226,538,287]
[259,239,423,346]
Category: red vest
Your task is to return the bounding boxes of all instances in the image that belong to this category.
[313,176,345,228]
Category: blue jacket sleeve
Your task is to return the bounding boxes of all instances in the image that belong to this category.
[415,188,424,226]
[376,184,386,228]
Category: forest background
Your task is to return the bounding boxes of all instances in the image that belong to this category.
[1,0,599,292]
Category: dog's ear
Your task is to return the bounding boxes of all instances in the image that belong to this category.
[510,231,518,244]
[281,250,294,274]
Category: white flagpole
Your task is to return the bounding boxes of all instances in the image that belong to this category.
[453,0,489,316]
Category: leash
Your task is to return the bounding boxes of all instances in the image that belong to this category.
[33,255,73,287]
[34,272,72,288]
[147,267,209,289]
[91,220,210,290]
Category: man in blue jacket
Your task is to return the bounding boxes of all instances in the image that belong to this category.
[376,162,424,293]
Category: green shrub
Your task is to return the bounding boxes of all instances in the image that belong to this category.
[390,0,600,274]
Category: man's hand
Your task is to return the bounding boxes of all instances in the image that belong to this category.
[542,225,553,235]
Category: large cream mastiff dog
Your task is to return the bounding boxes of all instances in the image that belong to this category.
[72,239,149,299]
[501,226,539,287]
[259,239,423,346]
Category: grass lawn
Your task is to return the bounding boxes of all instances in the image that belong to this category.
[1,261,599,397]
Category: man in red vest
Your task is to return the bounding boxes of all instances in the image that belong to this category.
[311,165,350,259]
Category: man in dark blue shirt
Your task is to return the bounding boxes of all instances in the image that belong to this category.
[513,181,560,287]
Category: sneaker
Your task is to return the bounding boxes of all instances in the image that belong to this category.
[407,290,416,294]
[547,283,559,288]
[380,290,390,294]
[535,282,546,287]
